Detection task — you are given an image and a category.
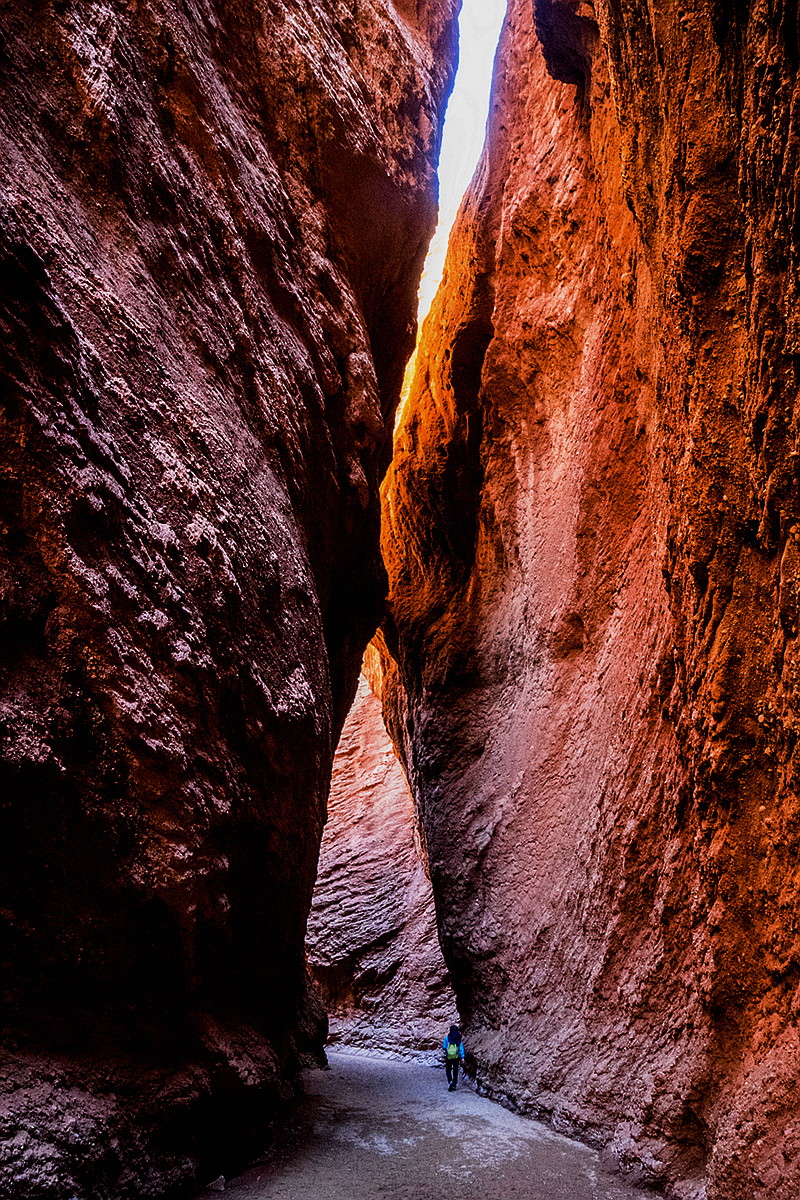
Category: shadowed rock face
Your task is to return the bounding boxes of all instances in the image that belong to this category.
[0,0,457,1194]
[382,1,800,1197]
[306,652,457,1060]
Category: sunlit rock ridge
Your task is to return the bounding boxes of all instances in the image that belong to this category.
[381,1,800,1198]
[0,0,458,1195]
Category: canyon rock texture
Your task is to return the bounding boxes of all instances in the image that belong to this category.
[0,1,457,1195]
[306,656,456,1060]
[382,1,800,1198]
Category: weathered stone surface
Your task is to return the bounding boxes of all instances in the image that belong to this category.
[0,1,457,1194]
[306,651,457,1061]
[381,2,800,1197]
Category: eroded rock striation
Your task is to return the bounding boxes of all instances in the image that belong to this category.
[0,1,457,1194]
[306,650,457,1060]
[382,1,800,1197]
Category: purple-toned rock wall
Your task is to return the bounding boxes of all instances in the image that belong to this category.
[0,1,457,1194]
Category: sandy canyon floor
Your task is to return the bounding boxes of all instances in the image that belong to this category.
[197,1050,657,1200]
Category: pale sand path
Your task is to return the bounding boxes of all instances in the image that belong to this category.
[199,1050,656,1200]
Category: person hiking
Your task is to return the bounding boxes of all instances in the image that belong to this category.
[443,1024,464,1091]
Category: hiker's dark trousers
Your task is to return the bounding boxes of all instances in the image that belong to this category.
[446,1059,460,1087]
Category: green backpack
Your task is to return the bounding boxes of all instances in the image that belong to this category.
[446,1040,460,1060]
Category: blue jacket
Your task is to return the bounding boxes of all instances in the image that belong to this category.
[443,1036,464,1059]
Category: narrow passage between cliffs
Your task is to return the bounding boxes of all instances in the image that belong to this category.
[196,1052,654,1200]
[305,0,507,1061]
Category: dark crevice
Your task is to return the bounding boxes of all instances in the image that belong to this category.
[533,0,599,88]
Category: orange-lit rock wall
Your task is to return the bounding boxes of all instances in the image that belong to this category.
[381,1,800,1197]
[0,1,457,1194]
[306,654,457,1060]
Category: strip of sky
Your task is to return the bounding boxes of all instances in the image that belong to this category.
[417,0,507,320]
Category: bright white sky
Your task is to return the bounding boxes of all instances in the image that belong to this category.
[416,0,507,320]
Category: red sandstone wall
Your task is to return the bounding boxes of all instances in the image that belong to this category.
[306,656,457,1060]
[0,1,457,1194]
[381,2,800,1197]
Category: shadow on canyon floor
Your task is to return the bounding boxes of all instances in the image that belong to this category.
[195,1050,658,1200]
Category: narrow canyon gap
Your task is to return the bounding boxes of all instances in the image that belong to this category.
[380,2,800,1199]
[0,1,458,1195]
[306,650,457,1059]
[304,0,502,1067]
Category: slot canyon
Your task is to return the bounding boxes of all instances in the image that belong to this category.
[1,1,799,1199]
